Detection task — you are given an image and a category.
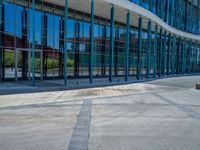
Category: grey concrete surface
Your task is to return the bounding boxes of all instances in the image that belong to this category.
[0,76,200,150]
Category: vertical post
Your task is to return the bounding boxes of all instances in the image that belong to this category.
[167,33,171,76]
[137,16,142,80]
[160,0,163,19]
[155,0,159,16]
[159,28,163,77]
[163,30,167,76]
[64,0,68,86]
[177,37,181,75]
[171,0,174,26]
[146,20,151,79]
[109,4,114,82]
[191,0,194,33]
[0,0,2,81]
[153,24,158,78]
[90,0,94,84]
[184,0,188,31]
[32,0,35,87]
[148,0,152,11]
[180,0,183,30]
[172,35,176,75]
[188,39,192,74]
[14,1,17,82]
[198,0,200,34]
[125,11,130,82]
[165,0,169,23]
[194,41,198,74]
[182,38,186,75]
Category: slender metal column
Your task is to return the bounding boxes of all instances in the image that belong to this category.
[164,0,169,23]
[188,39,192,74]
[137,16,142,80]
[148,0,152,11]
[0,0,2,81]
[125,11,130,82]
[146,20,151,79]
[155,0,159,16]
[172,35,176,75]
[32,0,35,87]
[182,38,186,75]
[184,0,188,31]
[194,41,198,74]
[171,0,174,26]
[194,42,197,74]
[159,28,163,77]
[64,0,68,86]
[14,1,17,82]
[198,0,200,34]
[163,30,167,76]
[167,33,171,76]
[160,0,163,19]
[191,0,194,33]
[177,37,181,75]
[180,0,183,30]
[153,24,158,78]
[90,0,94,84]
[109,5,114,82]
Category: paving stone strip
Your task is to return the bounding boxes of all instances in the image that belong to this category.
[68,100,92,150]
[153,93,200,120]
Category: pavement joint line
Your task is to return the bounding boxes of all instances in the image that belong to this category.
[152,93,200,120]
[0,88,186,110]
[0,90,173,110]
[68,99,92,150]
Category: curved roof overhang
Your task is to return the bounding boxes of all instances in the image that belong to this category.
[44,0,200,43]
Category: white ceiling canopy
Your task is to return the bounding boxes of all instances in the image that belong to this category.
[43,0,200,42]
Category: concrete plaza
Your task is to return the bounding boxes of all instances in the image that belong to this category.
[0,76,200,150]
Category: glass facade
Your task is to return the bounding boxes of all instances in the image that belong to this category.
[0,0,199,83]
[130,0,200,35]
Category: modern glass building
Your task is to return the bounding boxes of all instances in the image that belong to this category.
[0,0,200,86]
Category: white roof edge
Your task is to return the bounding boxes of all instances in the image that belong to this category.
[103,0,200,42]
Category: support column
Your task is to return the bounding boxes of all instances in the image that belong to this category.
[159,28,163,77]
[14,2,17,82]
[32,0,35,87]
[0,0,2,81]
[64,0,68,85]
[90,0,94,84]
[163,30,167,76]
[167,33,171,76]
[137,16,142,80]
[172,35,176,75]
[171,0,174,26]
[160,0,163,19]
[148,0,152,11]
[125,11,130,82]
[177,37,181,75]
[194,41,198,74]
[188,39,192,74]
[182,38,186,75]
[198,0,200,34]
[153,24,158,78]
[155,0,159,16]
[164,0,169,23]
[191,0,194,33]
[184,0,188,31]
[146,20,151,79]
[109,5,115,82]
